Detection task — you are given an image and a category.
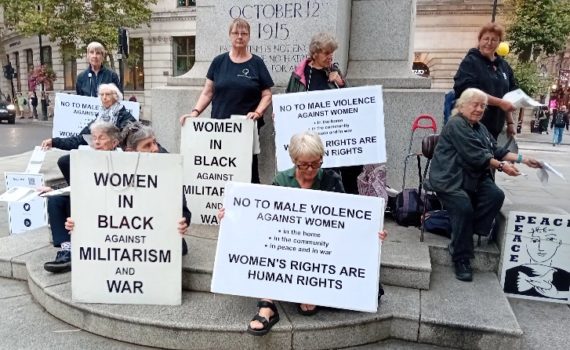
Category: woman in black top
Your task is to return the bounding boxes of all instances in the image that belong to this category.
[180,18,274,184]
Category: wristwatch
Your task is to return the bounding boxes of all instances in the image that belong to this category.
[497,161,506,172]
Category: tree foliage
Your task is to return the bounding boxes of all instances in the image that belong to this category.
[0,0,156,60]
[505,0,570,62]
[507,58,552,96]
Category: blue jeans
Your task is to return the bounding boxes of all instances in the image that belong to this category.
[553,127,564,145]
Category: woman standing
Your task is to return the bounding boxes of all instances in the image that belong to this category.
[286,32,361,194]
[180,18,274,184]
[454,23,517,140]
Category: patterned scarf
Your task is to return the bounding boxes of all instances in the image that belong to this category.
[97,102,122,124]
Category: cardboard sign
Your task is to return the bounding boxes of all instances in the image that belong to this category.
[70,151,182,305]
[273,85,386,170]
[52,93,140,138]
[4,172,47,235]
[180,118,253,225]
[211,182,384,312]
[500,211,570,304]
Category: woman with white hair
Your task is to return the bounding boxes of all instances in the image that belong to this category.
[76,41,122,96]
[428,88,542,282]
[40,83,136,183]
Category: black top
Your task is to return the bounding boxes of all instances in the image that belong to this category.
[76,65,122,97]
[453,48,517,139]
[303,65,330,91]
[206,52,274,120]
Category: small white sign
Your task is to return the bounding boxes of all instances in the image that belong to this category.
[500,211,570,304]
[180,118,253,225]
[71,151,182,305]
[4,172,47,235]
[52,93,140,138]
[211,182,384,312]
[273,85,386,170]
[25,146,46,174]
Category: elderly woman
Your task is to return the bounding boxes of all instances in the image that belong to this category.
[180,18,273,184]
[44,121,121,273]
[76,41,122,97]
[41,83,136,184]
[219,131,387,336]
[285,32,362,194]
[454,23,517,140]
[428,88,541,282]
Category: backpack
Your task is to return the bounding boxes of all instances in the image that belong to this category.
[443,90,456,125]
[422,210,451,237]
[554,112,566,127]
[394,155,424,227]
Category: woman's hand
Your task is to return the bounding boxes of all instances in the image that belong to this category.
[506,123,516,138]
[179,111,199,126]
[499,99,516,113]
[217,208,225,222]
[502,162,521,176]
[65,218,75,232]
[247,111,263,120]
[523,157,542,169]
[378,230,388,242]
[37,186,53,195]
[178,217,188,236]
[41,138,53,150]
[328,71,344,87]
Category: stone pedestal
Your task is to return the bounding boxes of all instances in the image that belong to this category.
[151,0,444,190]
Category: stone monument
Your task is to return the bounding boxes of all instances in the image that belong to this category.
[152,0,444,188]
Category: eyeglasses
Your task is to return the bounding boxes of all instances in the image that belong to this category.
[296,160,323,170]
[481,37,499,44]
[231,32,249,37]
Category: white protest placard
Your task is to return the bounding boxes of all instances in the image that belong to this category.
[25,146,46,174]
[211,182,384,312]
[273,85,386,170]
[52,93,140,138]
[71,151,182,305]
[180,118,253,225]
[500,211,570,304]
[4,172,47,235]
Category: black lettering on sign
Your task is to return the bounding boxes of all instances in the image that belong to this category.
[106,280,144,294]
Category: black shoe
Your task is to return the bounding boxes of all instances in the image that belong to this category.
[44,250,71,273]
[454,259,472,282]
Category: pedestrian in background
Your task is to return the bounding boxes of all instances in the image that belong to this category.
[29,91,38,119]
[16,92,28,119]
[551,105,569,146]
[40,91,48,119]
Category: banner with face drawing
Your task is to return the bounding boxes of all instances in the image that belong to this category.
[500,211,570,304]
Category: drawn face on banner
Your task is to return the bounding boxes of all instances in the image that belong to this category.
[526,227,563,264]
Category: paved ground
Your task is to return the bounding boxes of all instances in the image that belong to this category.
[0,118,52,157]
[0,124,568,349]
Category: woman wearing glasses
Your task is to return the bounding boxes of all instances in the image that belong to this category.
[428,88,541,283]
[180,18,274,184]
[453,22,518,140]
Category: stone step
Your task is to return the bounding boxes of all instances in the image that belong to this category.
[24,246,522,349]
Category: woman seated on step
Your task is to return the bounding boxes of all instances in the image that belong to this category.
[44,122,191,273]
[428,88,542,283]
[218,131,387,336]
[44,121,122,273]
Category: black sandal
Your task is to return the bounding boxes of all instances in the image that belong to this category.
[297,303,319,316]
[246,300,280,336]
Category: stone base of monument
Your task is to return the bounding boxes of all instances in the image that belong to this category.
[0,222,523,350]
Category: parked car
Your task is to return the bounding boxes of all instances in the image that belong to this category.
[0,100,16,124]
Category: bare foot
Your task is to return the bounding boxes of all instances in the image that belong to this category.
[250,299,275,330]
[299,304,316,312]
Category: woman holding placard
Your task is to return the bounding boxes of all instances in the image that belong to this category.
[218,131,387,336]
[285,32,362,194]
[179,18,274,184]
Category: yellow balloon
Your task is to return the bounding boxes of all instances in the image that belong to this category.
[496,42,510,56]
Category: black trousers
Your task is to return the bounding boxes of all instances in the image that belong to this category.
[436,176,505,262]
[47,195,71,247]
[58,154,71,185]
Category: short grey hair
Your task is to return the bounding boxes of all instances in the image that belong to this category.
[288,131,325,163]
[87,41,106,55]
[89,121,121,143]
[121,122,155,150]
[453,88,488,116]
[98,83,123,102]
[309,32,338,59]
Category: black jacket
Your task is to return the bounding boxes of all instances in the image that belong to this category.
[454,48,517,139]
[76,65,122,97]
[550,111,569,129]
[52,106,136,150]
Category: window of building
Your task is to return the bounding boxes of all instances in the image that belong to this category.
[41,46,53,90]
[26,49,34,73]
[62,44,77,91]
[14,52,21,92]
[173,36,195,77]
[178,0,196,7]
[124,38,144,91]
